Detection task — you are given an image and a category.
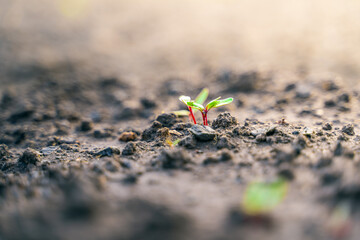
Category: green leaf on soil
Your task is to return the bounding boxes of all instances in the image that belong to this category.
[242,178,288,215]
[172,110,190,117]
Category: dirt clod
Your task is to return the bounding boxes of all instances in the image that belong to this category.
[212,112,238,129]
[122,142,138,156]
[322,122,333,131]
[0,144,10,160]
[342,124,355,136]
[18,148,41,165]
[119,131,137,142]
[156,113,178,128]
[95,147,121,158]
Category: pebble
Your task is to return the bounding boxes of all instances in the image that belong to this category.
[119,132,137,142]
[189,125,216,141]
[342,124,355,136]
[40,146,58,156]
[95,147,121,158]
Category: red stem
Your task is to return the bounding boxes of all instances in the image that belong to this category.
[202,110,208,126]
[188,107,197,124]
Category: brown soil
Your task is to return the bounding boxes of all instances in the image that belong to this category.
[1,1,360,240]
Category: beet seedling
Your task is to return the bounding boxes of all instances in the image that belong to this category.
[180,96,233,125]
[176,88,209,124]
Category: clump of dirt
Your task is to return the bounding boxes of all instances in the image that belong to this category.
[18,148,42,165]
[212,112,238,129]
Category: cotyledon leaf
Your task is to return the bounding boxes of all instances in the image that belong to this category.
[206,97,233,110]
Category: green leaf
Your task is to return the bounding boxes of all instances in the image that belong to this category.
[242,178,288,215]
[187,101,205,111]
[206,97,233,110]
[195,88,209,105]
[172,139,180,146]
[172,110,190,117]
[179,95,191,105]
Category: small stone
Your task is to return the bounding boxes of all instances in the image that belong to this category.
[322,123,332,131]
[324,100,336,108]
[322,81,339,91]
[190,125,216,141]
[302,127,313,137]
[95,147,121,158]
[251,128,266,137]
[342,124,355,136]
[40,146,58,156]
[119,132,137,142]
[79,120,93,132]
[284,83,296,92]
[122,142,138,156]
[338,93,350,103]
[219,150,233,162]
[18,148,41,165]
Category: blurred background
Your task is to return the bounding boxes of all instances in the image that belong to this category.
[1,0,360,85]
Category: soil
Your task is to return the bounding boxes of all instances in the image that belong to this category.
[1,1,360,240]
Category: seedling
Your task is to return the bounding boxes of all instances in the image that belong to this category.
[166,138,180,148]
[176,88,209,124]
[180,96,233,125]
[242,177,288,216]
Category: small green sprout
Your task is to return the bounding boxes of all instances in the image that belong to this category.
[166,138,180,148]
[242,177,288,216]
[180,95,233,125]
[175,88,209,124]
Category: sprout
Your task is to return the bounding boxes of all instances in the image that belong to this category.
[177,88,209,124]
[183,97,233,125]
[179,95,198,124]
[242,177,288,215]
